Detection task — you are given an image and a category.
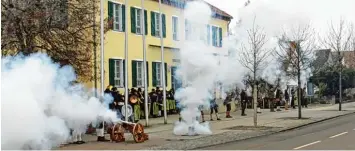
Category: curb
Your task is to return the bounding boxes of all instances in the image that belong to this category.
[277,111,355,133]
[189,111,355,150]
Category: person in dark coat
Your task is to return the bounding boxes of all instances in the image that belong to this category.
[240,90,247,116]
[149,89,159,117]
[284,89,289,110]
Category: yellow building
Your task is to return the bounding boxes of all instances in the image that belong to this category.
[92,0,233,92]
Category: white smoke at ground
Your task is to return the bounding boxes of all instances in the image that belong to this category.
[1,53,120,150]
[173,1,246,135]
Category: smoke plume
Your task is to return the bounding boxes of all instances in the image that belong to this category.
[1,53,119,149]
[173,1,246,135]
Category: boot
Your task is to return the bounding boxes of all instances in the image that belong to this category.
[210,114,213,121]
[226,111,232,118]
[96,128,109,142]
[241,109,247,116]
[276,106,281,111]
[215,113,221,120]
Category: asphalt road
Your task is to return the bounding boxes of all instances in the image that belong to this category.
[200,113,355,150]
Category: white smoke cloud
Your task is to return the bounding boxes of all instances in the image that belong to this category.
[1,53,119,149]
[173,1,247,135]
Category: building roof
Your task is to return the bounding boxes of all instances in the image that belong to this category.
[331,51,355,69]
[313,49,331,71]
[151,0,233,21]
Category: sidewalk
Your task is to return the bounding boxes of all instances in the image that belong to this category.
[58,102,355,150]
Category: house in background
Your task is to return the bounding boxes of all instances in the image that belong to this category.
[313,49,355,72]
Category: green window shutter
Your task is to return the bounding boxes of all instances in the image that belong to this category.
[219,27,222,47]
[146,61,149,86]
[108,1,113,30]
[132,60,137,87]
[151,12,155,36]
[164,63,168,87]
[130,7,136,33]
[122,5,126,32]
[123,60,126,87]
[109,59,115,86]
[144,10,148,35]
[152,62,157,87]
[162,14,166,38]
[207,25,210,45]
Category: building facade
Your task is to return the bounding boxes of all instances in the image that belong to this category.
[90,0,233,92]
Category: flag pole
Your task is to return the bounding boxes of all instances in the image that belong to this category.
[99,0,105,130]
[141,0,149,126]
[99,0,105,96]
[124,0,129,122]
[158,0,167,124]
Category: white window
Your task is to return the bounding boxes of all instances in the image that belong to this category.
[114,59,124,87]
[136,61,144,87]
[185,19,190,40]
[211,26,221,47]
[135,8,142,34]
[156,63,162,86]
[172,16,179,40]
[154,12,161,37]
[113,3,123,31]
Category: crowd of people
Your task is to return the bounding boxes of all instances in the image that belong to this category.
[104,86,177,123]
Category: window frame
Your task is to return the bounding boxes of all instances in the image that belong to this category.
[211,25,221,47]
[112,2,123,32]
[154,61,162,87]
[135,61,144,87]
[113,59,124,87]
[135,8,142,34]
[172,15,179,41]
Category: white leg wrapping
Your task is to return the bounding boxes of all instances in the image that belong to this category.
[78,133,82,141]
[215,113,220,119]
[96,128,104,137]
[72,130,78,142]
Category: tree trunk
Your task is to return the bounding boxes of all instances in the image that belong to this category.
[253,83,257,127]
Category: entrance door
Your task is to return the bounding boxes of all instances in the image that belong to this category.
[171,66,182,91]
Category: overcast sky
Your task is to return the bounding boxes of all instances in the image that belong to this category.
[205,0,355,36]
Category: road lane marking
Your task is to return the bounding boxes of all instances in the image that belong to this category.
[293,141,321,150]
[329,132,348,138]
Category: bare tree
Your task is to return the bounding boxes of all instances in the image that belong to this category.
[1,0,109,82]
[322,19,354,111]
[239,18,271,127]
[276,24,316,119]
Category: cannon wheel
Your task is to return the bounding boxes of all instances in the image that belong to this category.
[132,123,145,143]
[111,124,125,142]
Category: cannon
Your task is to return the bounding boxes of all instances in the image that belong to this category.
[107,121,149,143]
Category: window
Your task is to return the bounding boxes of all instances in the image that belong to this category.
[114,60,123,87]
[108,2,125,32]
[172,16,179,40]
[135,8,142,34]
[211,26,222,47]
[136,61,144,87]
[185,19,190,40]
[131,7,147,35]
[152,62,167,87]
[113,3,123,31]
[155,13,160,36]
[151,12,166,37]
[132,60,146,87]
[109,59,124,87]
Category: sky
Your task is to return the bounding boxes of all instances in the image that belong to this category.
[205,0,355,38]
